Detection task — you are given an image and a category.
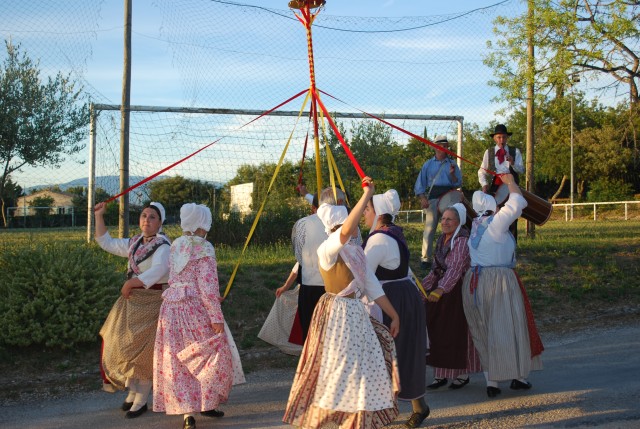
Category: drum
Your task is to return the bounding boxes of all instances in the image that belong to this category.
[492,184,553,226]
[437,189,476,229]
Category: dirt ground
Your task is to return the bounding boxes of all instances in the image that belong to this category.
[1,303,638,407]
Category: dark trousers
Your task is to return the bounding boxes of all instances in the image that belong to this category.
[297,284,326,343]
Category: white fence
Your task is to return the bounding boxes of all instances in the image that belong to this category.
[397,200,640,223]
[555,201,640,221]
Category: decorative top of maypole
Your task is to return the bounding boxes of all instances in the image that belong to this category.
[288,0,326,10]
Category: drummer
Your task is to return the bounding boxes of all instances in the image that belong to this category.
[477,124,525,241]
[414,135,462,272]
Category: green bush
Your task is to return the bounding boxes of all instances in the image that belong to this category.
[587,178,634,202]
[0,243,124,349]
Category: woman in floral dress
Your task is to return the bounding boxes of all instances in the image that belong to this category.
[284,177,401,429]
[153,203,245,429]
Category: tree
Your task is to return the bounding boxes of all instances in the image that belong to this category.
[569,1,640,106]
[69,186,112,224]
[0,176,22,213]
[225,162,299,213]
[147,175,219,218]
[30,195,54,228]
[484,1,640,107]
[0,41,89,227]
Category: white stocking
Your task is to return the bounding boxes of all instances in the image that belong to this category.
[130,379,152,412]
[125,378,137,403]
[484,371,498,388]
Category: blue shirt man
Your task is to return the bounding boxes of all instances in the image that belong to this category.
[414,135,462,270]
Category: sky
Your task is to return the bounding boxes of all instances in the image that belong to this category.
[3,0,532,189]
[85,0,517,107]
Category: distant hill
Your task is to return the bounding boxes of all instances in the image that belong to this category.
[27,176,159,206]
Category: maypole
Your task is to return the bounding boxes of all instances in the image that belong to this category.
[290,0,326,195]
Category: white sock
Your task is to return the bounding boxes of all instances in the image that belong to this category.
[484,371,498,388]
[125,379,137,403]
[130,379,151,412]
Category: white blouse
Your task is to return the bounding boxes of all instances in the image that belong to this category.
[469,193,527,268]
[96,232,170,287]
[363,232,400,274]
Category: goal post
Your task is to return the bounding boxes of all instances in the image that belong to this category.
[88,102,464,242]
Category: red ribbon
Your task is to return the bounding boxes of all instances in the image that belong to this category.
[104,88,310,204]
[318,89,497,178]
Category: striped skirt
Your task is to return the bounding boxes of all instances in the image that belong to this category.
[462,267,543,381]
[99,288,163,389]
[283,293,399,429]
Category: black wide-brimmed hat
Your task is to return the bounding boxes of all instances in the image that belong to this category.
[490,124,512,137]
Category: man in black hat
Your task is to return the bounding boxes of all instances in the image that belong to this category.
[414,135,462,271]
[478,124,524,240]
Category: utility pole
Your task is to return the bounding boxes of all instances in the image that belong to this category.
[525,0,536,238]
[570,73,580,221]
[119,0,132,237]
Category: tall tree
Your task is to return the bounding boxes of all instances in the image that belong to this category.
[0,41,89,227]
[484,1,640,107]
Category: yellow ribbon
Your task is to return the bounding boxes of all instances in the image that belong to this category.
[223,91,311,299]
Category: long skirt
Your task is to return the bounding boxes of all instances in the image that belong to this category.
[426,279,481,379]
[153,295,244,415]
[382,279,427,400]
[462,267,543,381]
[283,294,399,429]
[99,288,163,389]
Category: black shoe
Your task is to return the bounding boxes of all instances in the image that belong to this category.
[510,379,532,390]
[200,409,224,417]
[449,376,470,390]
[406,406,430,428]
[124,403,147,419]
[426,378,447,389]
[486,386,501,398]
[183,416,196,429]
[420,261,431,271]
[121,401,133,411]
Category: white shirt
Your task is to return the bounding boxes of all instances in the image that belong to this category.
[317,226,385,301]
[96,232,170,287]
[469,193,527,267]
[363,232,400,274]
[292,213,326,286]
[478,144,525,187]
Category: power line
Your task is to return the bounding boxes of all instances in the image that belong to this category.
[208,0,513,33]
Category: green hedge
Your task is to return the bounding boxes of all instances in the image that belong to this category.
[0,243,124,349]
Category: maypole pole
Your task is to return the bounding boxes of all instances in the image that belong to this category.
[290,0,326,195]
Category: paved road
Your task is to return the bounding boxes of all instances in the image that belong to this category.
[1,322,639,429]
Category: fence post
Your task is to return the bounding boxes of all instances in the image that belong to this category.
[593,204,597,221]
[625,203,628,221]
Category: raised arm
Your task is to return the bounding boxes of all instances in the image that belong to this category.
[94,202,108,238]
[339,176,375,244]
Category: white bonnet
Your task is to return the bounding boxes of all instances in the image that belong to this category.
[472,191,497,216]
[317,203,348,235]
[449,202,467,225]
[180,203,212,233]
[149,202,166,224]
[372,189,400,219]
